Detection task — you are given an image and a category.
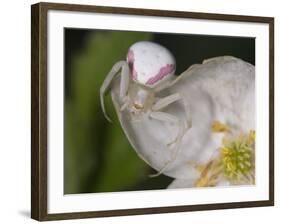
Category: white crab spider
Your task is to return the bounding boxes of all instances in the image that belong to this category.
[100,41,192,176]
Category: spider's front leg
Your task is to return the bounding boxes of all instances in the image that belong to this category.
[150,93,192,147]
[100,61,130,122]
[148,93,192,177]
[149,111,185,148]
[148,111,184,177]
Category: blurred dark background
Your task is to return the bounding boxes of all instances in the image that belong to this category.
[64,28,255,194]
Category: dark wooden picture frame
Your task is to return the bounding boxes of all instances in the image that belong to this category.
[31,2,274,221]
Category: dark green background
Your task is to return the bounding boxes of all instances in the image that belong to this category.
[64,29,255,194]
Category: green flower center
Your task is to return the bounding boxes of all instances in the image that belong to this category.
[222,141,253,180]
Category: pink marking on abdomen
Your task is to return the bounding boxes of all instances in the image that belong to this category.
[127,50,138,81]
[146,64,175,85]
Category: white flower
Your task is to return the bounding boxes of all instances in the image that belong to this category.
[109,56,255,188]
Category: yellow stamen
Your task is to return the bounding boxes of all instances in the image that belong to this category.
[247,130,256,145]
[211,120,230,133]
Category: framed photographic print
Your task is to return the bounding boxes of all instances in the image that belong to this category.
[31,2,274,221]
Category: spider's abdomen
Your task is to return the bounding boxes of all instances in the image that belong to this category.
[127,41,176,89]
